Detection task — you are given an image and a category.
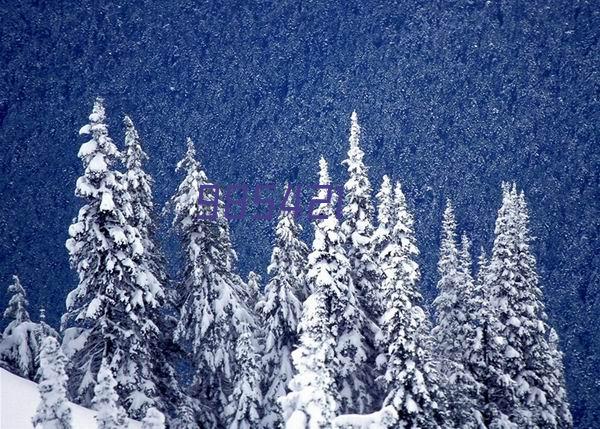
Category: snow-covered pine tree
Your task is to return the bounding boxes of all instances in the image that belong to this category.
[123,115,168,290]
[63,98,164,418]
[225,323,262,429]
[256,186,308,428]
[122,115,186,424]
[340,111,381,413]
[171,138,254,427]
[32,336,72,429]
[431,202,481,427]
[3,274,30,329]
[483,184,572,428]
[281,157,352,428]
[142,407,166,429]
[93,360,126,429]
[0,275,42,379]
[377,181,447,428]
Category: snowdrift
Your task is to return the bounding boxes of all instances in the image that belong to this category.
[0,368,141,428]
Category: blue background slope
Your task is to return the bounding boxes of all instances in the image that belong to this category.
[0,0,598,425]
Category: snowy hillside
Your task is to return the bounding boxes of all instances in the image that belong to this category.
[0,368,141,429]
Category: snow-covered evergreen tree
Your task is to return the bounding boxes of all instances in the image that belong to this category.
[281,157,351,428]
[0,275,42,379]
[280,281,338,429]
[340,112,381,413]
[3,274,30,330]
[432,202,481,427]
[93,360,125,429]
[482,184,572,428]
[122,115,186,423]
[142,407,166,429]
[63,98,164,418]
[225,323,262,429]
[377,181,447,428]
[32,336,72,429]
[171,138,254,426]
[256,186,308,428]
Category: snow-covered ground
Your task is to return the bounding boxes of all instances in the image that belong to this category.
[0,368,141,428]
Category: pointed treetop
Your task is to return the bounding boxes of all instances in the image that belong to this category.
[318,156,330,186]
[39,307,46,323]
[394,181,407,208]
[349,111,360,149]
[460,234,473,274]
[176,137,200,173]
[89,97,106,124]
[123,115,148,170]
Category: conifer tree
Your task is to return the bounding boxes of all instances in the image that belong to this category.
[483,184,572,428]
[225,323,262,429]
[256,186,308,428]
[340,112,381,412]
[142,407,166,429]
[432,202,481,427]
[93,360,126,429]
[0,275,42,379]
[3,274,30,330]
[63,98,164,418]
[281,157,349,427]
[122,115,185,423]
[32,337,73,429]
[171,138,254,426]
[377,181,446,428]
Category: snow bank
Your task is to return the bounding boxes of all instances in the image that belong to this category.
[0,368,141,428]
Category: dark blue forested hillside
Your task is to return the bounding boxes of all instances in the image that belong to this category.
[0,0,598,426]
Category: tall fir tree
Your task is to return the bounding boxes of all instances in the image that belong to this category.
[482,184,572,428]
[32,336,73,429]
[340,111,381,412]
[256,186,309,428]
[170,138,254,427]
[122,115,186,423]
[0,275,43,379]
[63,98,164,418]
[225,323,263,429]
[432,202,481,427]
[3,274,30,330]
[377,181,447,428]
[93,360,126,429]
[282,157,357,427]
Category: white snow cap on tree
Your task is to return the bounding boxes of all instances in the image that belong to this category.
[32,336,73,429]
[142,407,166,429]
